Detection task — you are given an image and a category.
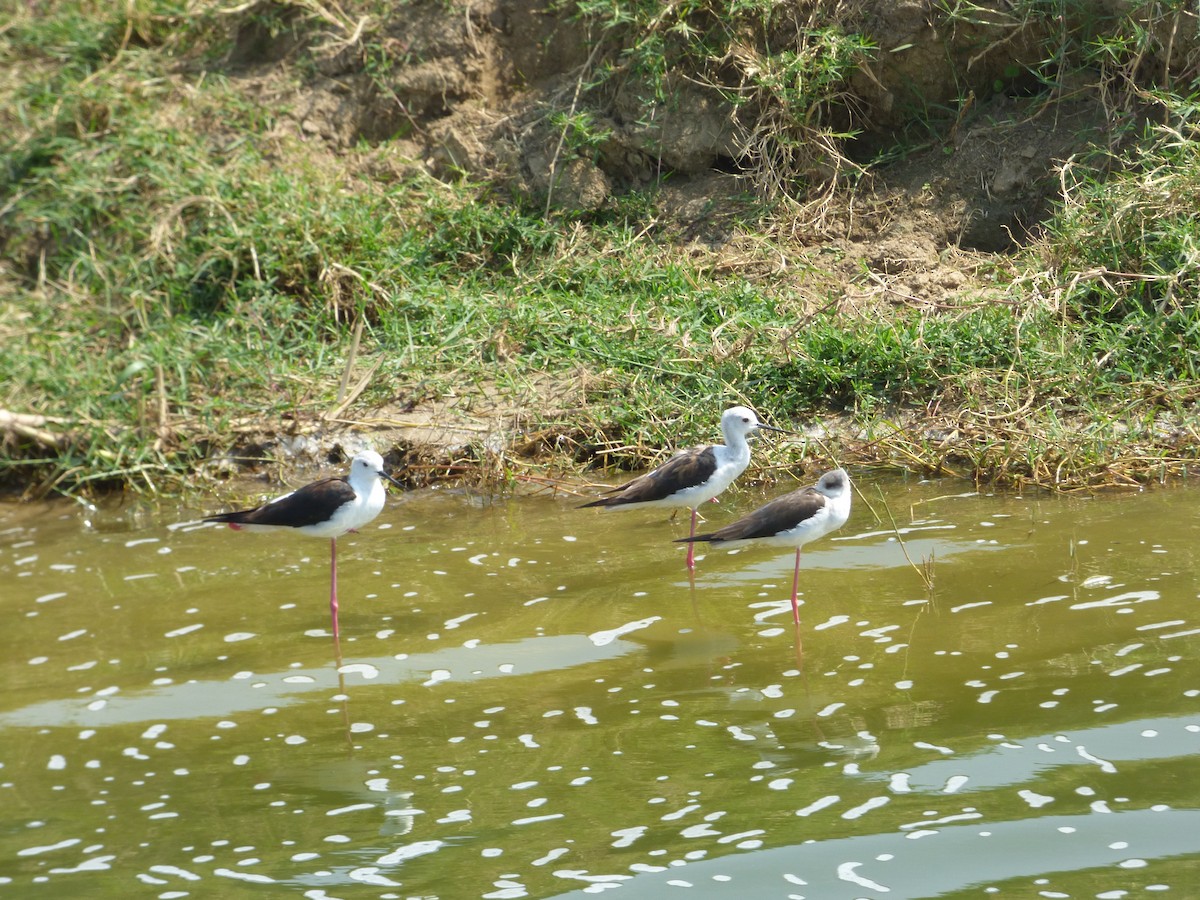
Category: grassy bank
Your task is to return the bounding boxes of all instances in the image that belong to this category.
[3,1,1200,497]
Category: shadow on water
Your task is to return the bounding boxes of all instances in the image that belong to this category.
[2,475,1200,897]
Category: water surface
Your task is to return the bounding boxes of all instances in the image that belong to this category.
[2,474,1199,898]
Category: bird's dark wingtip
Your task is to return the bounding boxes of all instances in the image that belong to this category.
[577,499,609,509]
[204,511,248,525]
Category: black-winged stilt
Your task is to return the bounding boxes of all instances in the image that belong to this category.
[204,450,402,638]
[579,406,791,569]
[677,467,851,624]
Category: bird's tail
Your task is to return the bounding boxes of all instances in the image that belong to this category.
[204,511,252,525]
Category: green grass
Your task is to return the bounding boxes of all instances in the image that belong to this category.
[3,0,1200,495]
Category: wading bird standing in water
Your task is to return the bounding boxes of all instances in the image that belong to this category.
[579,406,791,570]
[204,450,402,639]
[677,467,851,624]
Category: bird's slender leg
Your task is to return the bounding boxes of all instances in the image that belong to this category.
[686,506,698,570]
[790,547,803,626]
[330,538,340,639]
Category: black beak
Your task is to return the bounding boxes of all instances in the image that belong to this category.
[757,423,798,436]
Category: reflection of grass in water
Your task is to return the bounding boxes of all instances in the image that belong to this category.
[868,485,936,596]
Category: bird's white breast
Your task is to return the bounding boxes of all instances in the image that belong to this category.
[676,443,748,506]
[780,490,850,545]
[296,480,386,538]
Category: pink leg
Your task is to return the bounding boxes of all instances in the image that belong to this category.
[686,507,698,570]
[790,547,802,625]
[330,538,340,639]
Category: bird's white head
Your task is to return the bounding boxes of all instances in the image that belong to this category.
[816,467,850,497]
[721,405,762,439]
[349,450,400,489]
[721,405,792,443]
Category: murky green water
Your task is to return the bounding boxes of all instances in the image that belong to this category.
[2,474,1199,899]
